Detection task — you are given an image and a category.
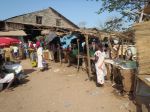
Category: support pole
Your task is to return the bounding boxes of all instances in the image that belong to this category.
[58,43,62,64]
[85,35,92,80]
[77,39,80,71]
[121,39,124,59]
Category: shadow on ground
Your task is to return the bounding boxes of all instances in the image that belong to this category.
[24,69,36,75]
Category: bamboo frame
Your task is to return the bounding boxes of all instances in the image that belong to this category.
[77,39,80,71]
[85,34,92,79]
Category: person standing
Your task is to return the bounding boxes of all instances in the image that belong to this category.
[37,44,44,71]
[13,46,19,59]
[23,42,29,59]
[94,44,107,87]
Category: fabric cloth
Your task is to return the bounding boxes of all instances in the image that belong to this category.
[37,47,43,69]
[94,50,107,84]
[0,73,14,84]
[13,46,18,53]
[111,45,118,59]
[60,34,77,49]
[36,41,40,48]
[33,44,36,48]
[46,32,57,43]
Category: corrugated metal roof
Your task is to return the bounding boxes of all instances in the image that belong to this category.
[0,30,27,36]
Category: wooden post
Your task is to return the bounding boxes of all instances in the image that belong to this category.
[85,35,92,79]
[139,10,144,23]
[121,39,124,59]
[58,43,62,64]
[77,39,80,71]
[4,21,8,31]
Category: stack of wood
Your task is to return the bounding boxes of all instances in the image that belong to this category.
[134,21,150,75]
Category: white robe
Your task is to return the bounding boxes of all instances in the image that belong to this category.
[94,50,107,84]
[37,47,43,69]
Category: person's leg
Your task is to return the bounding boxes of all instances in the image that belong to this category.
[0,83,3,92]
[95,65,103,87]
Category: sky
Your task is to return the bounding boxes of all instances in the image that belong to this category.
[0,0,129,28]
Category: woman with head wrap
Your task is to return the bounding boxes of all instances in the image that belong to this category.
[94,43,107,87]
[37,43,44,71]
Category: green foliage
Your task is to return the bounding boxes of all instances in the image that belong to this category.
[99,17,125,32]
[96,0,149,21]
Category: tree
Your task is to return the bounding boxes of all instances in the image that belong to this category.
[99,17,126,32]
[96,0,150,22]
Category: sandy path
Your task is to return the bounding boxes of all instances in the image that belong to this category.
[0,60,136,112]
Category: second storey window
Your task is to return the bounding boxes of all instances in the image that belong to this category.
[56,19,61,26]
[36,16,42,24]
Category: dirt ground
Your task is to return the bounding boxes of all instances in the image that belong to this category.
[0,59,136,112]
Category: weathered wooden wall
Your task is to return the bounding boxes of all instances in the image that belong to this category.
[134,21,150,75]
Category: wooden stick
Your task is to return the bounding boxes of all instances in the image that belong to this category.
[77,39,80,71]
[58,43,62,64]
[121,39,124,59]
[85,34,92,79]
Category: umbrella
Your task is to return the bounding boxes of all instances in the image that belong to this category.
[0,37,20,47]
[0,43,9,47]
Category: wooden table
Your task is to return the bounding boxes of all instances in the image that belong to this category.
[76,54,94,60]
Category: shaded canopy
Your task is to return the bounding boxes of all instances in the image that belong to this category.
[0,37,20,47]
